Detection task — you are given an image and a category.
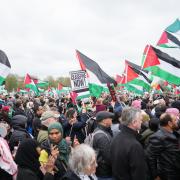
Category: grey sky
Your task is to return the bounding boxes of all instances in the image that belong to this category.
[0,0,179,79]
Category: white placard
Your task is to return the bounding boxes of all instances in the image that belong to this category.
[69,70,88,91]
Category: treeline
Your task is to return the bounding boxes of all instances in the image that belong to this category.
[5,74,71,92]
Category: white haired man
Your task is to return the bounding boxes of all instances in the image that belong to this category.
[111,107,147,180]
[62,144,97,180]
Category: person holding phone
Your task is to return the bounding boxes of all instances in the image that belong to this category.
[40,122,70,180]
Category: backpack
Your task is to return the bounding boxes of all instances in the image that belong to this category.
[84,129,110,147]
[83,117,97,137]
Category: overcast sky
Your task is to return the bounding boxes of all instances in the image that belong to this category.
[0,0,179,79]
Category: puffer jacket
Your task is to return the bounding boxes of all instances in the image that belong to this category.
[146,127,180,179]
[9,115,31,151]
[93,124,113,178]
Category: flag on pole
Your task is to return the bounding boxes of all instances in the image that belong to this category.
[142,45,180,85]
[76,50,116,85]
[24,74,39,95]
[0,50,11,85]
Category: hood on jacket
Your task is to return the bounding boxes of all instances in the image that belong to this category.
[11,115,27,129]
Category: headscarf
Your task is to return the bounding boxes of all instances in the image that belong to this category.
[166,108,179,119]
[131,100,141,109]
[15,139,42,176]
[48,122,69,164]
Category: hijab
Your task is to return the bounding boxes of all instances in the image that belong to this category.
[15,139,41,176]
[48,122,69,164]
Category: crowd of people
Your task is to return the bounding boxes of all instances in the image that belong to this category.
[0,91,180,180]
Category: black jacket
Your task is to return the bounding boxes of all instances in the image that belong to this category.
[146,128,180,179]
[32,116,41,138]
[0,168,13,180]
[111,125,147,180]
[16,167,41,180]
[61,170,96,180]
[9,115,31,151]
[61,170,81,180]
[14,108,26,116]
[93,124,113,178]
[63,113,88,143]
[41,140,68,180]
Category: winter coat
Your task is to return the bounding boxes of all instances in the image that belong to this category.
[111,125,147,180]
[14,108,26,116]
[32,116,41,138]
[16,167,40,180]
[63,113,88,143]
[0,168,13,180]
[9,115,31,151]
[61,170,81,180]
[92,124,113,178]
[146,128,180,179]
[61,170,97,180]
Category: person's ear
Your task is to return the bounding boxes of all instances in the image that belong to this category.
[168,120,172,128]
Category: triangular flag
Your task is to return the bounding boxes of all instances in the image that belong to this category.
[122,61,139,84]
[142,45,160,69]
[157,31,180,48]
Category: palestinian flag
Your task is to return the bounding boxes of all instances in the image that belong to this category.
[36,80,49,87]
[118,83,143,95]
[157,31,180,48]
[121,61,139,84]
[32,78,49,87]
[157,19,180,48]
[118,62,145,94]
[24,74,39,95]
[142,45,180,85]
[0,50,11,85]
[120,60,149,91]
[166,18,180,33]
[73,87,91,100]
[76,50,116,85]
[126,60,152,91]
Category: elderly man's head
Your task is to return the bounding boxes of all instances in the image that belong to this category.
[40,111,59,127]
[69,144,97,175]
[121,107,142,131]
